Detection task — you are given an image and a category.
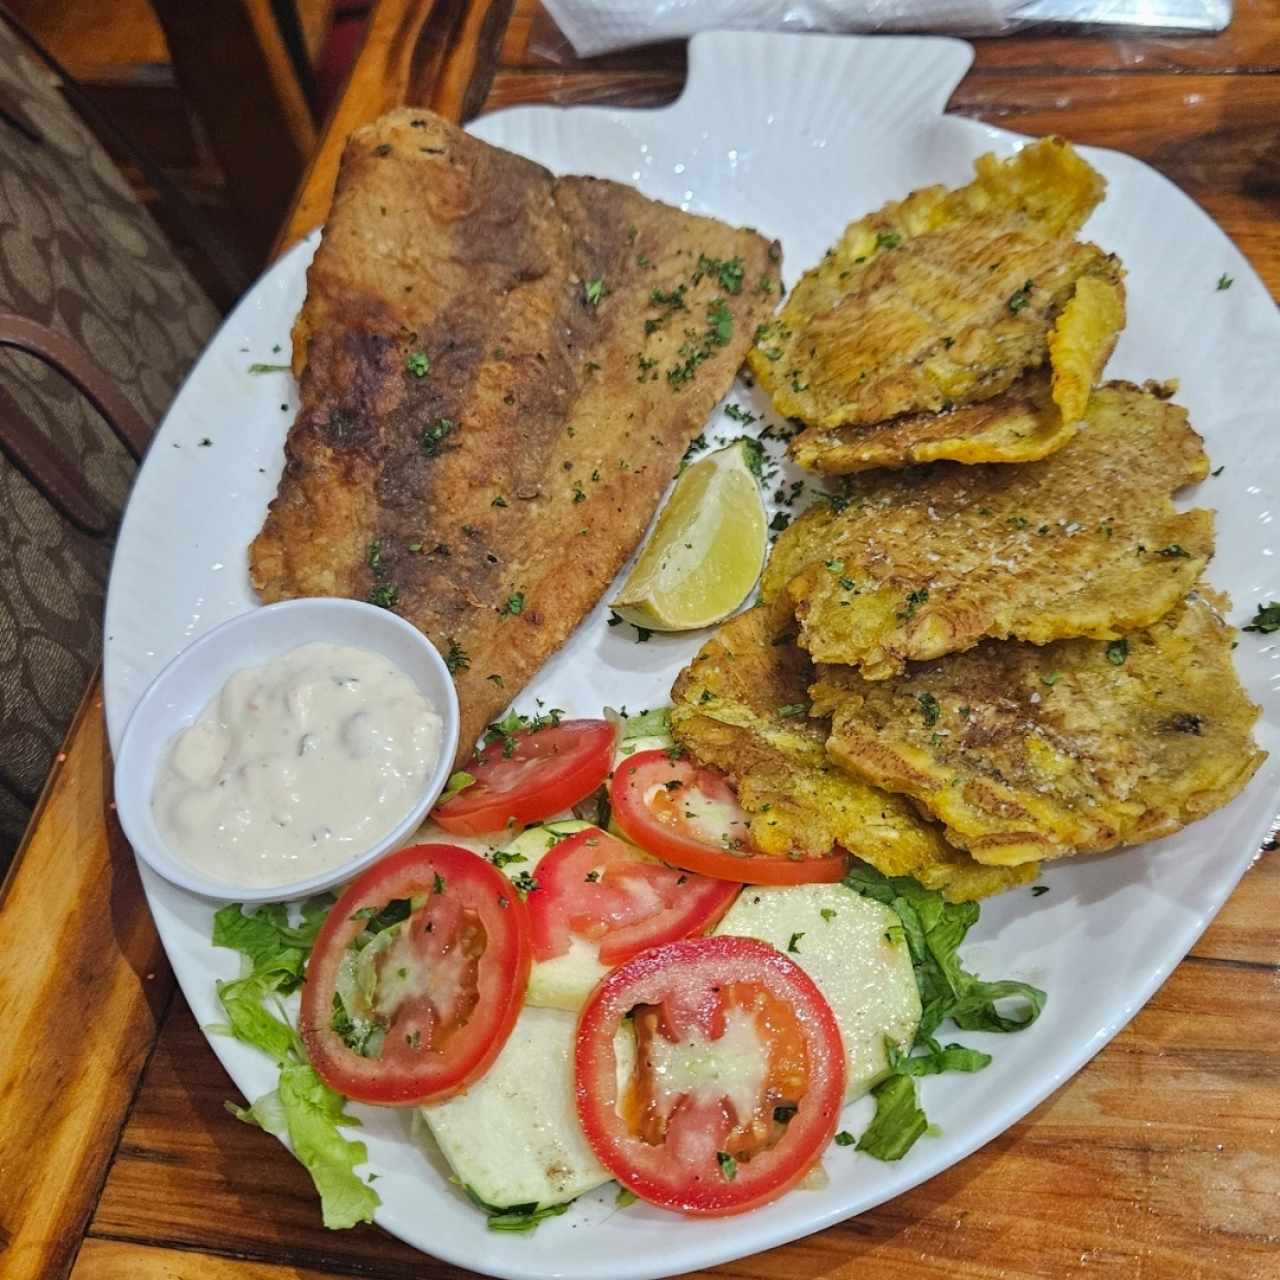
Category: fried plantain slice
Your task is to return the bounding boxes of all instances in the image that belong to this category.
[812,590,1264,866]
[763,381,1213,679]
[749,137,1123,433]
[790,370,1074,475]
[669,603,1038,901]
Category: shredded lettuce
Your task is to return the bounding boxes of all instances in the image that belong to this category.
[604,704,672,740]
[844,865,1046,1161]
[212,898,380,1229]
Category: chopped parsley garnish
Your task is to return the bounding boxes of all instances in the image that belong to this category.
[707,298,734,345]
[916,692,941,727]
[769,511,790,532]
[583,278,606,307]
[421,418,455,455]
[820,908,837,923]
[1244,602,1280,634]
[1007,279,1035,313]
[694,253,745,295]
[444,638,469,673]
[1041,671,1061,687]
[572,481,587,503]
[787,931,804,953]
[406,351,429,377]
[1157,544,1191,558]
[1106,638,1128,665]
[367,538,383,571]
[1031,885,1050,897]
[899,587,929,620]
[833,1130,856,1147]
[498,592,525,618]
[716,1151,737,1180]
[1217,273,1234,291]
[875,230,902,250]
[491,494,508,508]
[633,625,653,643]
[511,870,539,899]
[490,850,527,870]
[462,1186,568,1233]
[724,402,756,425]
[368,582,398,609]
[248,362,290,374]
[432,872,446,895]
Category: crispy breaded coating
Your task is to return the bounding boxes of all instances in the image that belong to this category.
[763,381,1213,679]
[669,604,1038,901]
[812,590,1264,866]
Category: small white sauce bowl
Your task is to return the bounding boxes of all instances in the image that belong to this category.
[113,598,460,903]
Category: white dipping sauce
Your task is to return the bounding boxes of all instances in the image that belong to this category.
[152,642,442,888]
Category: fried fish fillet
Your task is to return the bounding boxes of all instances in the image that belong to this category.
[763,381,1213,678]
[250,109,780,759]
[669,603,1038,901]
[748,137,1125,440]
[790,369,1072,475]
[811,590,1264,866]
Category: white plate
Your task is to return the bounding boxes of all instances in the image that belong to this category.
[103,30,1280,1280]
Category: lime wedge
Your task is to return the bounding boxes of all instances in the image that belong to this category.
[611,439,768,631]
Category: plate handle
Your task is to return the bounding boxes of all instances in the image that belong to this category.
[676,30,974,130]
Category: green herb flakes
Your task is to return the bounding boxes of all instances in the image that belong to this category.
[1244,602,1280,634]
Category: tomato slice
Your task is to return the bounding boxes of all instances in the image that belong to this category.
[434,718,615,836]
[574,936,846,1216]
[300,843,530,1105]
[528,826,739,967]
[611,749,848,885]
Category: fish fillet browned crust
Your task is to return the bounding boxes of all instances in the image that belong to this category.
[249,109,780,758]
[669,602,1038,901]
[762,381,1214,678]
[748,137,1125,437]
[811,590,1265,866]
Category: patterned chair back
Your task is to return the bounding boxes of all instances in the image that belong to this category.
[0,20,219,857]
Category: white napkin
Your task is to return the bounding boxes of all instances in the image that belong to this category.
[542,0,1028,57]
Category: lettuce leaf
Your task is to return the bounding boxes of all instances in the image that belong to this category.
[845,864,1046,1161]
[278,1063,380,1230]
[855,1074,928,1162]
[212,896,379,1230]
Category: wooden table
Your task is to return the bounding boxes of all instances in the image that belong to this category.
[3,3,1278,1277]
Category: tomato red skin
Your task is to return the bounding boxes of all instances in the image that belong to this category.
[612,750,849,886]
[300,843,530,1106]
[527,826,740,966]
[574,936,847,1216]
[434,719,615,836]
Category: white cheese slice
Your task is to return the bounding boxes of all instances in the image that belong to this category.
[418,1005,634,1210]
[714,883,920,1101]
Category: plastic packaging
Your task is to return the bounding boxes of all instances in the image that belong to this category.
[541,0,1231,59]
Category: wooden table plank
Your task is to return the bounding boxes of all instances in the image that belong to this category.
[0,683,176,1280]
[72,1238,346,1280]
